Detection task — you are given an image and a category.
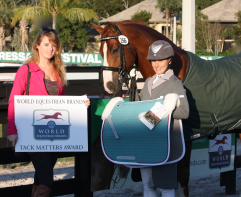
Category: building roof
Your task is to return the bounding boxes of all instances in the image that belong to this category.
[201,0,241,22]
[100,0,180,24]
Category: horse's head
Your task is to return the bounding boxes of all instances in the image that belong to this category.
[223,136,228,141]
[93,21,189,94]
[56,112,62,116]
[92,21,138,94]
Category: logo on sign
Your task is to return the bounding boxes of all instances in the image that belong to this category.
[209,134,231,169]
[33,109,70,141]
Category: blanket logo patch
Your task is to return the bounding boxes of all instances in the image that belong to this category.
[209,134,231,169]
[32,109,70,141]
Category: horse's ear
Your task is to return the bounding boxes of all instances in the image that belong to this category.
[92,22,104,34]
[106,22,117,33]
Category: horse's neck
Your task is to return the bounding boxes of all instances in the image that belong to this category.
[126,25,189,81]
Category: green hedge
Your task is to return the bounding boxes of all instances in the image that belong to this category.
[196,48,234,56]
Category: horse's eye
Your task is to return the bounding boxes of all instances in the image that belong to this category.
[112,48,119,55]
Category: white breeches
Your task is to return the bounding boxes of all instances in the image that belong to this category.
[140,167,175,197]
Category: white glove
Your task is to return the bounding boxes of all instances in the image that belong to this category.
[101,97,124,120]
[162,93,180,119]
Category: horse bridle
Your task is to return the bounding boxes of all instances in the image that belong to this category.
[99,25,137,94]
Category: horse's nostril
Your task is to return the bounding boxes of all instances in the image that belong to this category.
[107,81,116,93]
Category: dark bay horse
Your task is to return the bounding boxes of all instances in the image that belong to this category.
[93,21,191,196]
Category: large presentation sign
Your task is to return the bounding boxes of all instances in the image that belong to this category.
[14,96,88,152]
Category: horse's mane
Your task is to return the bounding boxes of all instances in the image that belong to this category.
[114,20,147,27]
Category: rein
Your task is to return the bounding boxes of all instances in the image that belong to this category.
[99,25,137,98]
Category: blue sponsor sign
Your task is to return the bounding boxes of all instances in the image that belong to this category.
[209,134,232,169]
[33,109,70,141]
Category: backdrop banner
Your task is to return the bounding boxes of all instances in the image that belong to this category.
[0,51,222,65]
[0,51,103,65]
[14,96,88,152]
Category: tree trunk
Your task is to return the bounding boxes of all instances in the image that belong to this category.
[19,19,28,51]
[165,9,169,39]
[221,37,225,52]
[170,15,173,41]
[22,32,26,51]
[53,14,57,29]
[122,0,128,9]
[0,26,5,51]
[0,39,2,51]
[21,22,25,51]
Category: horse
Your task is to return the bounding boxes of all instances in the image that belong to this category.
[211,136,228,147]
[37,112,64,121]
[92,20,241,196]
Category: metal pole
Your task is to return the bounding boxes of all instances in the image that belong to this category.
[182,0,195,53]
[173,16,177,45]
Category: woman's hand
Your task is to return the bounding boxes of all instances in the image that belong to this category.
[7,134,18,147]
[83,94,90,108]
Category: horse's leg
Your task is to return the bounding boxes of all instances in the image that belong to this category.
[57,118,64,121]
[176,141,192,197]
[91,136,115,191]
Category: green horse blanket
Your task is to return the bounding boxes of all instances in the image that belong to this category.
[183,52,241,139]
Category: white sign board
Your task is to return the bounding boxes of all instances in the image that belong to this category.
[190,134,235,177]
[14,96,88,152]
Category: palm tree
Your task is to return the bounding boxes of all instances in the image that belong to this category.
[11,0,99,30]
[156,0,181,39]
[19,18,29,51]
[220,28,231,52]
[0,0,13,50]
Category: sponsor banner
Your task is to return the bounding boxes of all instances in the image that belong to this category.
[0,51,103,66]
[14,96,88,152]
[190,134,235,177]
[0,51,223,65]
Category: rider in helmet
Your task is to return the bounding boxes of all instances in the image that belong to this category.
[139,40,189,197]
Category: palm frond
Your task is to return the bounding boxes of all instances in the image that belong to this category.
[0,7,13,24]
[61,8,98,22]
[57,0,73,12]
[11,6,49,26]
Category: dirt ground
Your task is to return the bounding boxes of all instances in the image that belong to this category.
[1,161,241,197]
[0,140,241,197]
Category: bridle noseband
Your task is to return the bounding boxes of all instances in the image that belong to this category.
[99,25,137,95]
